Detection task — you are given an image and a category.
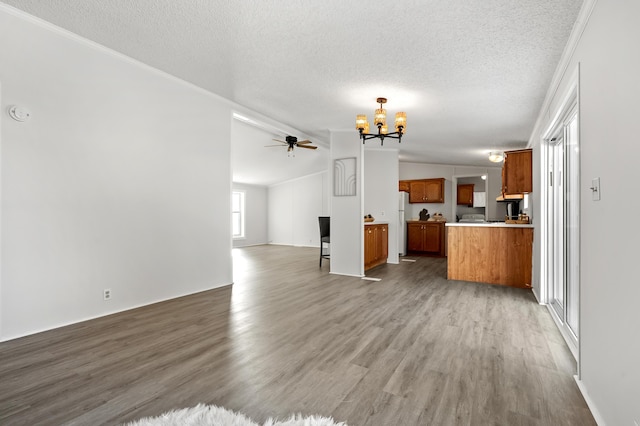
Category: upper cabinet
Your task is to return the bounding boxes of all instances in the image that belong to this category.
[502,149,532,195]
[457,184,474,206]
[407,178,445,203]
[399,181,410,192]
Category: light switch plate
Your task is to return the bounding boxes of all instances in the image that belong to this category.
[591,178,601,201]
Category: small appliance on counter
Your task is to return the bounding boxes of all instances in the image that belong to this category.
[505,200,519,221]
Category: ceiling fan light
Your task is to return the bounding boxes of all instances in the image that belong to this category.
[374,108,386,126]
[380,124,388,135]
[356,114,368,130]
[489,151,504,162]
[394,112,406,132]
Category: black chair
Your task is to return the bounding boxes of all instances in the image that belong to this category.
[318,216,330,267]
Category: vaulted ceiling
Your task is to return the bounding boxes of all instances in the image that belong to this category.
[1,0,584,185]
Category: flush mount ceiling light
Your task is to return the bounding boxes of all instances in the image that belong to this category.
[355,97,406,145]
[488,151,504,162]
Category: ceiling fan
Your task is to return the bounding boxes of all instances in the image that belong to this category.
[265,135,318,153]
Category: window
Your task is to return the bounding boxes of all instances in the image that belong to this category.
[232,191,245,239]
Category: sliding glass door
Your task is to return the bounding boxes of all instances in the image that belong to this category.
[546,105,579,350]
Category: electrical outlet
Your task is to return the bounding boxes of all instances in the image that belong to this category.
[381,211,385,216]
[103,288,111,300]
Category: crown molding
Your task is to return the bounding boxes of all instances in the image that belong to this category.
[527,0,598,146]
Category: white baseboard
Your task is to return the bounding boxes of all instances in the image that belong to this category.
[532,286,542,303]
[329,272,364,278]
[233,242,269,248]
[0,282,233,342]
[267,242,320,248]
[574,376,606,426]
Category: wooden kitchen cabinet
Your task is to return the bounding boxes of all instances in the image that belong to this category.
[503,149,532,195]
[364,223,388,271]
[406,221,445,256]
[457,184,474,205]
[399,180,410,192]
[408,178,445,203]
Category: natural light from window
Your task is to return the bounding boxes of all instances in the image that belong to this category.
[232,191,245,239]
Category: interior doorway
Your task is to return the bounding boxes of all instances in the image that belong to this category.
[451,174,489,222]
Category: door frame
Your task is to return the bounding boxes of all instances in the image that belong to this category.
[540,66,581,366]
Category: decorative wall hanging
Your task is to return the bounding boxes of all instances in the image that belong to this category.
[334,157,357,196]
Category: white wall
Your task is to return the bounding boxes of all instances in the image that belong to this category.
[232,183,268,248]
[330,131,363,277]
[267,172,329,247]
[0,9,233,341]
[528,1,640,424]
[486,168,503,221]
[364,149,399,264]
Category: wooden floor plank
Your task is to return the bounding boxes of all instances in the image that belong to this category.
[0,245,596,425]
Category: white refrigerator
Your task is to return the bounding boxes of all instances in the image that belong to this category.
[398,192,411,256]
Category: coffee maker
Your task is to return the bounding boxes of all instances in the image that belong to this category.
[505,200,519,220]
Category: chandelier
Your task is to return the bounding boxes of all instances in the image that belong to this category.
[355,97,406,145]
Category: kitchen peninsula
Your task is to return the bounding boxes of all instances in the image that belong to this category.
[446,222,533,288]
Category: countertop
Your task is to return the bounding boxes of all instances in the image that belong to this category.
[446,222,533,228]
[364,221,389,226]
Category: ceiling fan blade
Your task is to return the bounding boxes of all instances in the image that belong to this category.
[296,140,312,144]
[272,139,287,144]
[296,144,318,150]
[264,144,286,147]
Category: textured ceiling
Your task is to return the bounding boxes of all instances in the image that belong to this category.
[1,0,584,185]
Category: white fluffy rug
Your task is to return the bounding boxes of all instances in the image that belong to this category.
[125,403,347,426]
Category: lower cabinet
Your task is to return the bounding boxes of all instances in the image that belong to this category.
[406,221,445,256]
[364,223,388,271]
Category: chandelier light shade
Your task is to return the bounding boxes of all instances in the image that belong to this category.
[355,114,368,130]
[488,151,504,162]
[394,112,407,132]
[356,97,406,145]
[374,107,386,126]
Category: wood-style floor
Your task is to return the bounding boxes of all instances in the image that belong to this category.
[0,245,595,425]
